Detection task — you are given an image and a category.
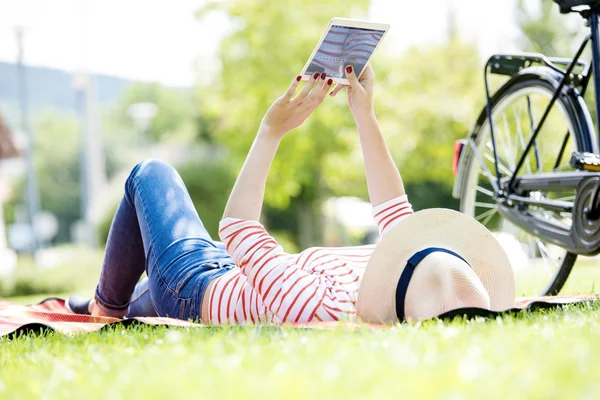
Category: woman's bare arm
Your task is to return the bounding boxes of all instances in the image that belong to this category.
[223,72,332,220]
[331,64,405,206]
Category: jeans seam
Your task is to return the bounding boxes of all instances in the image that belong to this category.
[95,287,129,311]
[130,284,149,303]
[131,171,181,298]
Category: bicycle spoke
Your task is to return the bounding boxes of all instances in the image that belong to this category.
[513,104,533,174]
[502,112,517,169]
[553,194,576,202]
[476,185,495,197]
[469,139,499,191]
[535,238,556,276]
[485,142,512,174]
[494,121,514,170]
[526,95,542,171]
[474,202,496,209]
[475,207,497,222]
[480,208,498,226]
[484,152,512,176]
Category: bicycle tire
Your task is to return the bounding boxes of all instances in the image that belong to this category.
[459,76,590,296]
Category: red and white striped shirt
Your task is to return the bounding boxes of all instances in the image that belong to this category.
[207,195,413,324]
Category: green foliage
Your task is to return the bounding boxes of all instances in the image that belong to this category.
[97,158,236,245]
[373,39,483,210]
[177,159,236,239]
[0,246,103,297]
[197,0,370,247]
[114,83,196,142]
[516,0,579,55]
[32,113,82,243]
[4,112,84,243]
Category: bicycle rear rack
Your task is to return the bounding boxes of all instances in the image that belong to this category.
[487,53,588,81]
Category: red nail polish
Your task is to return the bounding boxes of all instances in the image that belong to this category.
[327,78,332,85]
[346,66,353,74]
[296,75,302,81]
[313,72,320,79]
[321,72,326,80]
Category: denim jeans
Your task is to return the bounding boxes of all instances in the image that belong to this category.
[95,160,235,320]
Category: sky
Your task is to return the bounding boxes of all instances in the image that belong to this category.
[0,0,574,87]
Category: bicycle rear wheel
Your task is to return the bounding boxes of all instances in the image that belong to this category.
[459,77,589,296]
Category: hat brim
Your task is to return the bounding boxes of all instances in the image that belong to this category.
[356,208,515,324]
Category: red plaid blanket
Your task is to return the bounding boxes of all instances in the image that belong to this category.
[0,298,199,338]
[1,294,598,338]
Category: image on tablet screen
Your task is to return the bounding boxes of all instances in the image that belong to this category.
[305,25,385,79]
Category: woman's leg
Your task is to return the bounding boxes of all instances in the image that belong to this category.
[95,159,231,319]
[127,278,158,317]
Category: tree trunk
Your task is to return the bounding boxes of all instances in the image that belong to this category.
[297,199,313,250]
[296,155,324,250]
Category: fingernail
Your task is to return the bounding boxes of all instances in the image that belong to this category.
[329,90,334,96]
[313,72,320,79]
[296,75,302,81]
[327,78,332,85]
[321,72,326,80]
[346,65,353,74]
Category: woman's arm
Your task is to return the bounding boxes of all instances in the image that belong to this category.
[330,65,405,206]
[223,72,332,220]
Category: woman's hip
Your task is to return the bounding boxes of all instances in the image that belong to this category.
[147,239,235,321]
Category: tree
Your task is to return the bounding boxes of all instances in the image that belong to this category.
[197,0,370,248]
[372,37,483,210]
[6,112,82,243]
[109,82,196,143]
[516,0,580,56]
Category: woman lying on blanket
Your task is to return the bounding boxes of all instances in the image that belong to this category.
[67,65,516,324]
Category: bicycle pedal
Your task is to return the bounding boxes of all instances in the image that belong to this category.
[570,152,600,172]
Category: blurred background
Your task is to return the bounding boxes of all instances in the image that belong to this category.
[0,0,591,299]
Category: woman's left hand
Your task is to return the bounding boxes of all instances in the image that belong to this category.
[261,72,332,138]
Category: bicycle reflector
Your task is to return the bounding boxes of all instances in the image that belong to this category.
[453,140,466,176]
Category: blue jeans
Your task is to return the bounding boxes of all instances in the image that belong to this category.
[95,160,235,320]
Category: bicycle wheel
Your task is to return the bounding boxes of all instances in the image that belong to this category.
[459,77,588,296]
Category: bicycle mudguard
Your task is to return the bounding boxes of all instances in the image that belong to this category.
[452,65,597,199]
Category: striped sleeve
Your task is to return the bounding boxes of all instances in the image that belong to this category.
[218,218,355,323]
[372,195,414,236]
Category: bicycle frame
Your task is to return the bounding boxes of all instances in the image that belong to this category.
[464,9,600,255]
[485,28,595,196]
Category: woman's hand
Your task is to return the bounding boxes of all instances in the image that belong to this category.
[261,72,333,138]
[330,64,375,120]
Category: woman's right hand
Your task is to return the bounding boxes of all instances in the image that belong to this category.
[330,64,375,120]
[260,72,332,139]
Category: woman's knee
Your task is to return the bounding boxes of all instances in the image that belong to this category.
[124,159,179,199]
[127,159,177,185]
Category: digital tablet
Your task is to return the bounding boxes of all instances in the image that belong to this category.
[300,18,390,85]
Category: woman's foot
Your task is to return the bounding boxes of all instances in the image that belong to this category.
[66,295,125,318]
[65,295,91,315]
[88,299,122,317]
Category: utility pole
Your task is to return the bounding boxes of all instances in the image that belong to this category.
[73,72,106,247]
[15,27,40,254]
[72,0,107,248]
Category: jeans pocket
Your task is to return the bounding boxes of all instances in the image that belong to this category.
[175,268,200,298]
[178,298,190,320]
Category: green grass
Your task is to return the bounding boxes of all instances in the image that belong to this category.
[1,304,600,399]
[1,256,600,399]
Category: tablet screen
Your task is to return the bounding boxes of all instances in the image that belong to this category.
[305,25,385,79]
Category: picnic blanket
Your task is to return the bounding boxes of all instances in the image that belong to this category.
[1,295,599,339]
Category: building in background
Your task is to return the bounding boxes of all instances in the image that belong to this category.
[0,114,19,276]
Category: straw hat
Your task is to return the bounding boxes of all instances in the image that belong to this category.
[356,208,515,323]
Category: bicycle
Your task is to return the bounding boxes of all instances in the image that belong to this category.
[453,0,600,297]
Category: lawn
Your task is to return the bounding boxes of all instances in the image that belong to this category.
[1,257,600,399]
